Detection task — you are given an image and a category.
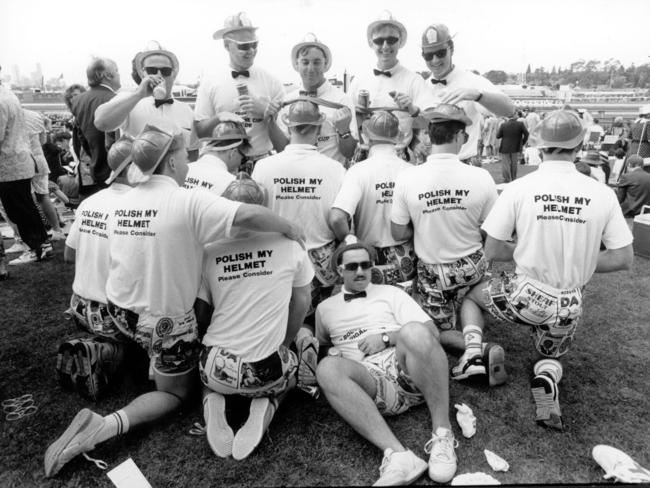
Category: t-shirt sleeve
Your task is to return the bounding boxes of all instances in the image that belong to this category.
[65,203,84,250]
[293,245,315,287]
[189,191,241,244]
[391,172,411,225]
[602,193,634,249]
[193,75,215,121]
[479,171,499,223]
[481,188,516,241]
[332,168,363,216]
[392,288,431,325]
[197,269,212,305]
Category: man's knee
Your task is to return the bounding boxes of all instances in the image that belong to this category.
[464,280,489,309]
[154,368,197,402]
[315,356,341,390]
[397,322,438,354]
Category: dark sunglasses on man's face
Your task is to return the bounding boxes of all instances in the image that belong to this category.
[229,40,259,51]
[372,36,399,46]
[421,48,448,61]
[145,67,173,77]
[341,261,373,272]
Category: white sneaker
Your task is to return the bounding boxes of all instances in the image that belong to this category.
[425,428,458,483]
[231,397,276,460]
[204,392,234,458]
[43,408,104,477]
[451,353,486,381]
[5,240,29,254]
[592,444,650,483]
[531,373,563,430]
[8,250,38,265]
[373,449,427,486]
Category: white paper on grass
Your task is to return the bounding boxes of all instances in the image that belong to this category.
[107,458,153,488]
[484,449,510,472]
[451,472,501,485]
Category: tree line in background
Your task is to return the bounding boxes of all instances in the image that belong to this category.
[482,59,650,91]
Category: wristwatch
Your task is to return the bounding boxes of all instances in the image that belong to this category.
[337,130,352,139]
[381,333,390,348]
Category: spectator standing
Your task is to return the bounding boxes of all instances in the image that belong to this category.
[497,113,529,182]
[617,154,650,217]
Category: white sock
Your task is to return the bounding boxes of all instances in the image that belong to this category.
[95,410,130,444]
[462,325,483,358]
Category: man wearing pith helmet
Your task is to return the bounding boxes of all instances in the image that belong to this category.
[277,33,358,166]
[348,11,434,159]
[417,23,514,166]
[43,124,305,477]
[95,41,199,162]
[391,104,505,386]
[252,100,345,392]
[458,109,633,431]
[330,110,415,286]
[194,12,286,164]
[184,121,251,196]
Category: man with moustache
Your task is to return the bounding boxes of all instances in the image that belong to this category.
[195,12,286,166]
[417,24,514,166]
[278,34,357,166]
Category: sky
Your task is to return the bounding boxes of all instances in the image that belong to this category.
[1,0,649,88]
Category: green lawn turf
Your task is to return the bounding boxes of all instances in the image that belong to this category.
[1,190,649,487]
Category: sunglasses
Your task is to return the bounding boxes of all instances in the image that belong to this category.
[372,36,399,46]
[421,48,448,61]
[341,261,373,271]
[144,66,173,77]
[227,39,259,51]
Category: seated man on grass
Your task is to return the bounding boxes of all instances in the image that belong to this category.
[195,174,313,460]
[315,242,456,486]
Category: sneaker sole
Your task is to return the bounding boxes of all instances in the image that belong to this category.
[297,339,318,387]
[44,408,94,477]
[204,394,234,458]
[56,340,79,390]
[531,375,563,431]
[232,398,274,461]
[485,344,507,387]
[74,340,102,401]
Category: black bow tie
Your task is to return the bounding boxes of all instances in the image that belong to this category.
[431,78,447,85]
[299,90,317,97]
[154,98,174,108]
[344,291,367,302]
[373,69,392,78]
[232,70,250,78]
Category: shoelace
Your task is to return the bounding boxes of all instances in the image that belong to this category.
[424,434,458,461]
[82,452,108,470]
[188,422,206,436]
[2,394,38,421]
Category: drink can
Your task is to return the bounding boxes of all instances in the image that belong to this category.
[236,83,249,96]
[328,347,341,357]
[358,89,370,108]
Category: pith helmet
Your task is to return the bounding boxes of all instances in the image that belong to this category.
[105,135,134,185]
[535,110,586,149]
[131,124,182,177]
[367,10,407,48]
[281,100,326,127]
[362,110,400,143]
[292,33,332,72]
[421,103,472,126]
[213,12,258,40]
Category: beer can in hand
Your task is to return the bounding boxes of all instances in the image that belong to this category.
[236,83,249,96]
[358,90,370,108]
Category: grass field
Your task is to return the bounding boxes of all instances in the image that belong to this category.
[1,162,649,487]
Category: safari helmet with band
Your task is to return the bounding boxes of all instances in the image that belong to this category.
[200,121,250,151]
[213,12,258,40]
[291,33,332,72]
[367,10,407,48]
[421,103,472,126]
[362,110,400,143]
[281,100,326,127]
[134,40,179,81]
[534,109,587,152]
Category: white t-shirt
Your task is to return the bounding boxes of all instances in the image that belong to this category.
[194,65,284,156]
[106,175,241,316]
[425,66,504,160]
[183,153,235,196]
[392,153,497,264]
[482,160,633,289]
[119,96,198,151]
[252,144,345,249]
[66,183,132,302]
[348,62,435,144]
[278,81,357,165]
[316,283,431,362]
[332,144,411,248]
[199,232,314,361]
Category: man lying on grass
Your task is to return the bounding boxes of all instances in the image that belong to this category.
[315,242,456,486]
[455,109,634,430]
[44,123,304,477]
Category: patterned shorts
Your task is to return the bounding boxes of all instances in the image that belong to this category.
[370,242,417,286]
[482,272,583,358]
[107,302,201,375]
[362,347,424,416]
[65,294,124,341]
[416,249,487,331]
[199,345,297,398]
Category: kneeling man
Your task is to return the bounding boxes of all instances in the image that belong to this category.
[315,242,456,486]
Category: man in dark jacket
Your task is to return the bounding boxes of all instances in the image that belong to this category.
[497,113,529,182]
[618,155,650,217]
[71,58,120,197]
